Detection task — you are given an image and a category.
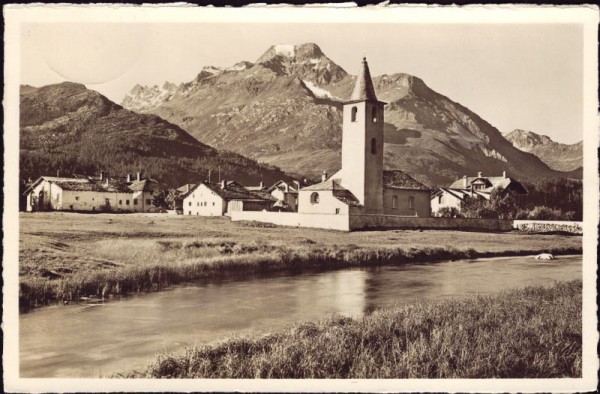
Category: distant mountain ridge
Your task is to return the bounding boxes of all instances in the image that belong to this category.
[121,42,577,186]
[504,129,582,173]
[20,82,290,188]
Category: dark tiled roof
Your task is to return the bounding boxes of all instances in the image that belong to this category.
[383,170,430,191]
[25,175,163,194]
[448,176,518,191]
[129,179,161,192]
[185,181,274,202]
[266,180,299,193]
[301,178,343,191]
[54,181,107,192]
[333,189,361,206]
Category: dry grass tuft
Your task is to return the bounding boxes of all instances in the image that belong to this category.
[118,280,582,379]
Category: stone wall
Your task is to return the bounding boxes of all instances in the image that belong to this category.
[349,214,513,231]
[231,211,513,232]
[230,211,351,231]
[513,220,583,234]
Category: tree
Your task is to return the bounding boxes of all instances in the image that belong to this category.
[151,189,168,209]
[165,189,183,210]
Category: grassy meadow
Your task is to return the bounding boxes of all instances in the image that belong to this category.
[120,280,582,378]
[19,212,582,310]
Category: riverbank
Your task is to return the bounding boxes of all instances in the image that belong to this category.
[19,212,582,310]
[120,280,582,378]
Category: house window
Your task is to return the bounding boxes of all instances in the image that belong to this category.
[69,205,73,210]
[392,195,398,209]
[126,200,130,206]
[188,211,191,215]
[371,138,377,154]
[408,196,415,209]
[438,195,442,204]
[134,199,138,205]
[146,199,151,205]
[119,200,122,205]
[189,202,192,206]
[212,202,215,206]
[335,208,340,214]
[197,202,200,207]
[372,107,377,123]
[310,192,320,204]
[75,196,79,201]
[351,106,358,122]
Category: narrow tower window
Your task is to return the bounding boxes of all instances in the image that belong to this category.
[372,107,377,123]
[371,138,377,154]
[351,106,357,122]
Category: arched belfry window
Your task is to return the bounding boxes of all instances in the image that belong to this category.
[371,138,377,154]
[372,107,377,123]
[351,106,358,122]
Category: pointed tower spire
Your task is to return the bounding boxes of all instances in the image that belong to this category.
[350,57,378,101]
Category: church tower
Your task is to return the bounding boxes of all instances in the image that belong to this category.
[341,57,386,213]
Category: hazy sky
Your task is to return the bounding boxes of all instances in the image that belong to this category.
[20,23,583,144]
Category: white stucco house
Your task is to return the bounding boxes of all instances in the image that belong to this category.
[24,172,163,212]
[266,180,300,212]
[431,171,527,215]
[181,180,275,216]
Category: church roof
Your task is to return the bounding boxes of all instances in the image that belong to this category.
[349,57,384,104]
[383,170,430,191]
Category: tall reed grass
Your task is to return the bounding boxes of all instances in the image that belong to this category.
[19,244,581,311]
[119,280,582,379]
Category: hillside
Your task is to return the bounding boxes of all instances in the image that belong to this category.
[122,43,574,187]
[20,82,290,188]
[504,129,582,173]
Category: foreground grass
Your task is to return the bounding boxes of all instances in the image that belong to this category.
[19,213,582,311]
[120,280,582,379]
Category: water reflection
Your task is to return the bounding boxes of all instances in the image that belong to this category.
[20,255,581,377]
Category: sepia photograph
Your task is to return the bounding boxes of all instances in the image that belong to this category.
[3,4,598,393]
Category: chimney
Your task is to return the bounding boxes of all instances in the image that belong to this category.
[105,177,109,187]
[293,180,300,191]
[477,171,482,178]
[502,170,507,179]
[463,175,467,188]
[100,170,105,180]
[127,173,131,183]
[137,172,141,181]
[321,170,328,182]
[221,180,227,189]
[285,183,290,192]
[186,184,191,192]
[56,169,60,177]
[259,181,264,189]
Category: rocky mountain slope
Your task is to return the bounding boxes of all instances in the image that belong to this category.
[504,129,582,173]
[122,43,575,186]
[20,82,290,187]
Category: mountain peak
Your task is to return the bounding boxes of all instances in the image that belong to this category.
[255,43,347,85]
[505,129,554,150]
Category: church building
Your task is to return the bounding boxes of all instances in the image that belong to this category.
[297,57,431,218]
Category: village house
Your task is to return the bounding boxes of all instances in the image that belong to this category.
[181,180,275,216]
[24,172,163,212]
[297,57,431,218]
[431,171,527,215]
[266,180,300,212]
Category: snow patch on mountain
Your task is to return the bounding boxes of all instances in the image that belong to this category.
[274,44,295,57]
[302,80,336,99]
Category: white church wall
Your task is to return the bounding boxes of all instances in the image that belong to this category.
[297,190,349,215]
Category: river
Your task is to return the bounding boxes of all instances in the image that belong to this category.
[20,254,581,377]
